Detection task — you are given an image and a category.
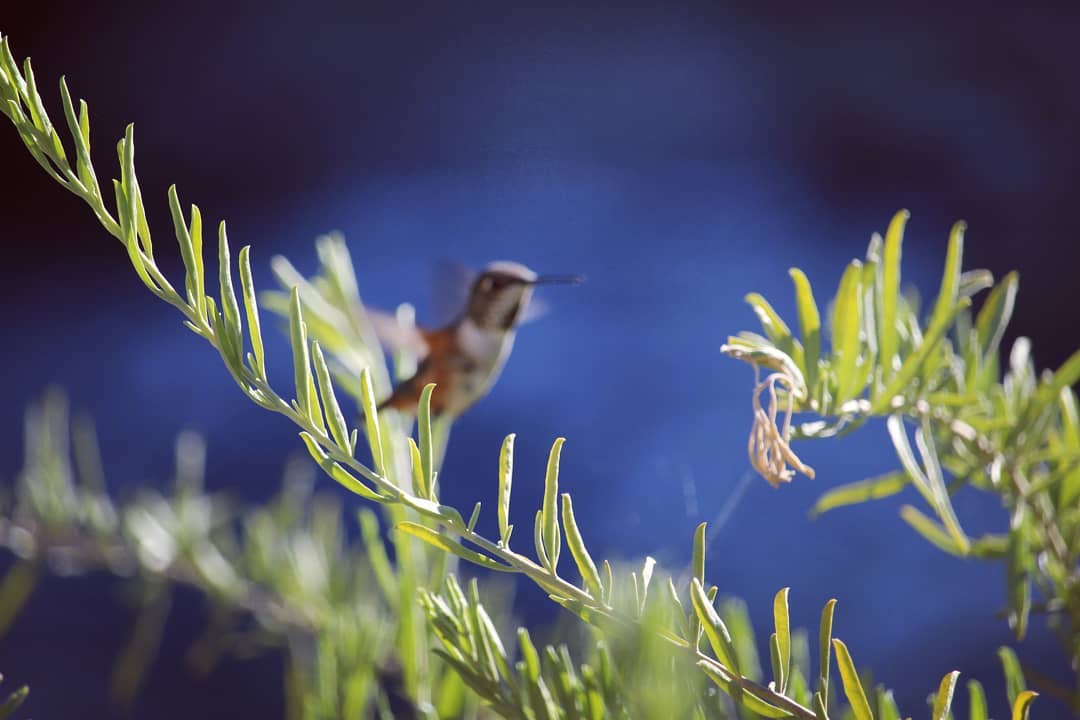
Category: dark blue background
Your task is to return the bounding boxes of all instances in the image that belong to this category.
[1,3,1077,718]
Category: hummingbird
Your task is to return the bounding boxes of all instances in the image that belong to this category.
[367,261,583,418]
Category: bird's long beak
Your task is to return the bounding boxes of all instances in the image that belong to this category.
[530,274,585,286]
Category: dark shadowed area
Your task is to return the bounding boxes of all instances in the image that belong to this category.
[0,3,1077,718]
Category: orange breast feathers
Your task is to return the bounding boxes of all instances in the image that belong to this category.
[378,328,459,415]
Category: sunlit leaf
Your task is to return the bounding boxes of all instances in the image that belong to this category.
[395,522,514,573]
[832,260,864,404]
[497,433,515,546]
[773,587,791,694]
[541,438,565,572]
[1011,690,1037,720]
[878,210,908,383]
[832,639,873,720]
[931,670,959,720]
[966,679,987,720]
[789,268,822,396]
[810,471,908,517]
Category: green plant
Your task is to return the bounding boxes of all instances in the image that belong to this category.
[0,31,1061,718]
[723,211,1080,709]
[0,389,1038,719]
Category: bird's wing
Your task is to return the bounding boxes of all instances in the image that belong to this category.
[431,258,475,326]
[364,308,432,358]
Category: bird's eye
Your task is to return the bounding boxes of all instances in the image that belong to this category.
[479,276,495,292]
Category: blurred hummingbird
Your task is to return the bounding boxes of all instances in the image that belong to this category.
[368,261,583,418]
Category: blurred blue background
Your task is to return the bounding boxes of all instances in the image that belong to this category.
[1,3,1078,718]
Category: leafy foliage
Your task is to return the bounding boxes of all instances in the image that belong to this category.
[723,211,1080,710]
[0,30,1061,719]
[0,389,480,717]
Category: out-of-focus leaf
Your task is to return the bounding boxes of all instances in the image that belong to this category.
[915,418,969,553]
[818,599,836,707]
[789,268,822,396]
[899,505,964,556]
[394,522,513,573]
[690,578,739,673]
[878,210,908,383]
[967,679,988,720]
[931,671,959,720]
[810,471,908,517]
[1006,507,1031,640]
[541,438,565,572]
[832,639,873,720]
[876,687,901,720]
[0,683,28,720]
[497,433,514,546]
[773,587,791,694]
[998,646,1026,707]
[974,271,1018,365]
[561,494,602,599]
[928,221,966,336]
[1011,691,1038,720]
[832,260,864,403]
[695,661,792,718]
[745,292,803,368]
[871,297,971,413]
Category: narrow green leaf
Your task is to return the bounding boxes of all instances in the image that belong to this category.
[466,502,481,533]
[810,471,909,517]
[358,367,385,476]
[407,438,429,500]
[789,268,822,395]
[497,433,515,546]
[915,417,969,553]
[533,509,549,569]
[1006,507,1032,641]
[695,661,791,719]
[114,180,156,292]
[217,221,244,367]
[769,633,785,696]
[832,260,864,403]
[932,671,960,720]
[1010,691,1037,720]
[395,522,514,572]
[690,578,739,673]
[818,599,837,706]
[640,556,655,611]
[966,679,988,720]
[887,415,932,501]
[899,505,963,556]
[879,210,908,381]
[541,438,565,572]
[237,246,266,380]
[59,76,96,193]
[998,646,1026,707]
[297,431,384,501]
[518,628,542,681]
[357,509,398,607]
[693,521,706,585]
[928,221,965,334]
[0,684,28,720]
[773,587,791,694]
[418,383,435,492]
[877,687,901,720]
[974,271,1018,364]
[1058,387,1080,509]
[832,639,873,720]
[744,292,804,369]
[561,494,603,599]
[288,288,317,424]
[871,297,972,413]
[312,342,351,454]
